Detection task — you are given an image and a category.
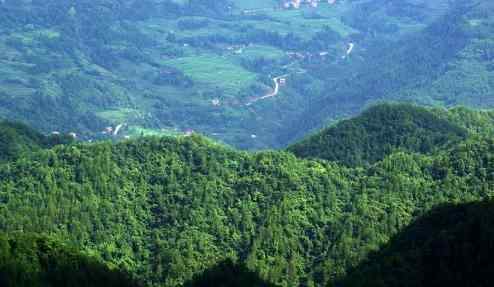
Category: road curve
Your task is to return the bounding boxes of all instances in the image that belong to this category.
[246,74,288,106]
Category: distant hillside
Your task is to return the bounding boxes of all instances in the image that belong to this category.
[0,121,73,162]
[284,0,494,144]
[0,233,140,287]
[288,104,468,166]
[338,201,494,287]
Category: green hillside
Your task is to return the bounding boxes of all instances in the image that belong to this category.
[288,104,468,166]
[0,105,493,286]
[2,1,494,286]
[0,121,73,162]
[338,200,494,287]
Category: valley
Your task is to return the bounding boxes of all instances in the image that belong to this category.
[3,0,488,150]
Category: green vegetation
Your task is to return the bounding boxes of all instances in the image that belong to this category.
[0,121,48,161]
[0,104,493,286]
[1,0,494,284]
[163,55,257,95]
[288,104,468,166]
[338,200,494,287]
[0,121,73,162]
[282,0,494,144]
[3,0,491,149]
[0,233,140,287]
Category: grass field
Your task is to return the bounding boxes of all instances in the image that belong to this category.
[163,54,257,95]
[126,126,182,137]
[96,108,139,124]
[250,3,355,38]
[239,45,285,60]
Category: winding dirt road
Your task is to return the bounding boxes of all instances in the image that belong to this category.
[346,43,354,55]
[246,74,288,106]
[113,124,125,136]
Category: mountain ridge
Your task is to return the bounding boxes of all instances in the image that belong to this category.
[288,103,468,166]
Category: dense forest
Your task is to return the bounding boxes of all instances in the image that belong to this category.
[184,259,277,287]
[0,104,493,286]
[2,0,494,285]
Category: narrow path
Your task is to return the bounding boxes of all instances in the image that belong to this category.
[346,43,354,55]
[113,124,125,136]
[342,42,354,59]
[246,74,288,106]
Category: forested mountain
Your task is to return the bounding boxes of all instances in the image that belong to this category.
[288,104,468,166]
[0,121,73,162]
[338,201,494,287]
[0,105,493,286]
[0,233,140,287]
[0,0,491,149]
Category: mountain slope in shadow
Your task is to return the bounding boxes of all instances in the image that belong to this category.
[0,233,141,287]
[184,259,277,287]
[337,201,494,287]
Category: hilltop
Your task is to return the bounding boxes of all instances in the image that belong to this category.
[288,104,468,166]
[0,121,73,161]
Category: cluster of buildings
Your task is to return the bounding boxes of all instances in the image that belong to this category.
[282,0,336,9]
